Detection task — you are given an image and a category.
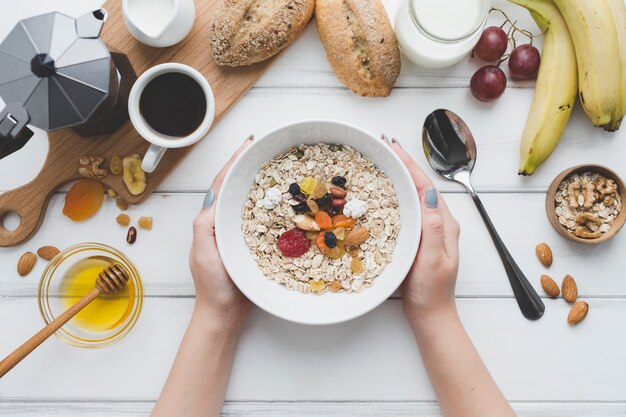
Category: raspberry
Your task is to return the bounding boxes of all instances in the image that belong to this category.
[278,228,310,258]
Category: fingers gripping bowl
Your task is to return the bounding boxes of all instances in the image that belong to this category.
[215,121,421,325]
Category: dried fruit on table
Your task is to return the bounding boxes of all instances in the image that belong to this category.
[315,212,333,230]
[310,279,326,294]
[37,246,60,261]
[116,198,129,211]
[63,179,104,221]
[567,301,589,325]
[278,228,310,258]
[138,216,153,230]
[540,274,560,298]
[315,232,328,254]
[344,227,369,247]
[299,177,317,195]
[350,258,365,274]
[562,275,578,303]
[332,214,355,228]
[123,154,147,195]
[329,280,343,292]
[109,155,123,175]
[535,243,553,267]
[17,252,36,276]
[116,213,131,226]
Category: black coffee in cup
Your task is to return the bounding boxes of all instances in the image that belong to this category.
[139,72,207,137]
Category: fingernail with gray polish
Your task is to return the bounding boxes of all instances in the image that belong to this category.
[425,187,438,209]
[203,188,215,209]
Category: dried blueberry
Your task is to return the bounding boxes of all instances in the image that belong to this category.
[316,193,332,210]
[294,194,306,203]
[288,183,301,196]
[331,176,347,188]
[324,232,337,249]
[292,202,308,213]
[327,207,339,217]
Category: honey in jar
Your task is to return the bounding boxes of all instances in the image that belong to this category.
[59,256,135,332]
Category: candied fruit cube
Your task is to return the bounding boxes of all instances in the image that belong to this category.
[299,177,317,195]
[138,216,153,230]
[116,213,130,226]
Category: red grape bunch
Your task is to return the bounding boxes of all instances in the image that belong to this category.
[470,8,542,102]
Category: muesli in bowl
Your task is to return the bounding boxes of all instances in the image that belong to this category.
[242,143,400,294]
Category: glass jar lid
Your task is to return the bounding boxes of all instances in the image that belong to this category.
[410,0,490,43]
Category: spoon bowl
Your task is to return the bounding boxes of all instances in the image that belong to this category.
[422,109,544,320]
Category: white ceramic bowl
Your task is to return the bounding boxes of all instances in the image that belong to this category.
[215,121,421,325]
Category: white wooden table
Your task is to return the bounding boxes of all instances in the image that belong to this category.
[1,1,625,415]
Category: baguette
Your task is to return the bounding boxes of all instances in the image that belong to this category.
[315,0,400,97]
[211,0,315,67]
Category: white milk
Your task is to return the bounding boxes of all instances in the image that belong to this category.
[411,0,482,40]
[395,0,489,68]
[127,0,175,37]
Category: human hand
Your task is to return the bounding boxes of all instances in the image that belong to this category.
[387,137,461,328]
[189,136,254,330]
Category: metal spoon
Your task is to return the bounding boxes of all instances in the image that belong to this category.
[422,109,544,320]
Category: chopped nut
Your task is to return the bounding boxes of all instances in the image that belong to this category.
[116,213,130,226]
[138,216,153,230]
[79,155,107,179]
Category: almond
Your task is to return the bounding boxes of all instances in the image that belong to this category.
[294,214,320,232]
[17,252,37,276]
[535,243,553,267]
[344,227,369,247]
[562,275,578,303]
[37,245,60,261]
[540,274,560,298]
[567,301,589,325]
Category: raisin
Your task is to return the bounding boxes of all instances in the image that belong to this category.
[288,183,301,196]
[324,232,337,249]
[331,176,347,188]
[315,193,332,210]
[292,202,309,213]
[294,194,307,203]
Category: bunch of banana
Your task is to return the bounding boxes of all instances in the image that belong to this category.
[606,0,626,132]
[553,0,623,131]
[509,0,577,176]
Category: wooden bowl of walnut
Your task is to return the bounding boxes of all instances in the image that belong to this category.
[546,164,626,244]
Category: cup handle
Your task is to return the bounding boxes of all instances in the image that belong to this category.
[142,144,166,173]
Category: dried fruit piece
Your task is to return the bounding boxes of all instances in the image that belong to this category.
[348,247,362,258]
[540,274,560,298]
[127,226,137,244]
[294,214,320,232]
[310,279,326,294]
[567,301,589,325]
[292,202,309,213]
[350,258,365,274]
[344,227,370,247]
[106,189,117,198]
[333,226,346,240]
[315,212,333,230]
[331,176,347,188]
[37,246,60,261]
[329,280,343,292]
[138,216,153,230]
[17,252,36,276]
[332,214,355,228]
[278,228,310,258]
[110,155,123,175]
[116,198,129,211]
[315,232,328,254]
[299,177,317,195]
[63,179,104,221]
[535,243,553,267]
[324,231,337,248]
[305,231,319,240]
[326,243,345,259]
[123,154,147,196]
[116,213,131,226]
[310,180,328,199]
[306,199,320,214]
[562,275,578,303]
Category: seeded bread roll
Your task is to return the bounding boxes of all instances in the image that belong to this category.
[315,0,401,97]
[211,0,315,67]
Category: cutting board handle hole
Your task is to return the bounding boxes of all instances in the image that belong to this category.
[1,211,21,232]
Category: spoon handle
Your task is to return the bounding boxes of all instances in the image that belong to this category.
[470,194,545,320]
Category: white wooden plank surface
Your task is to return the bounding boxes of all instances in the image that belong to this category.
[1,401,625,417]
[1,298,625,401]
[2,192,625,298]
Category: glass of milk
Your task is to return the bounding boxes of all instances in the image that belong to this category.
[395,0,490,68]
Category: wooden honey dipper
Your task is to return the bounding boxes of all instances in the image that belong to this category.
[0,264,130,378]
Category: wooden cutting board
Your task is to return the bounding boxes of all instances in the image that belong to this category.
[0,0,299,247]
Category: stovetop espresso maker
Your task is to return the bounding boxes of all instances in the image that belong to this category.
[0,9,136,159]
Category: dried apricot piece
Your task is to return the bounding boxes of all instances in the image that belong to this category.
[315,232,328,253]
[138,216,153,230]
[116,213,130,226]
[315,212,333,230]
[332,214,355,228]
[63,179,104,221]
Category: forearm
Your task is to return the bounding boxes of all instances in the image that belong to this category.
[152,305,243,417]
[411,306,516,417]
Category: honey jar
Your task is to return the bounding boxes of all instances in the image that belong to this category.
[38,243,143,348]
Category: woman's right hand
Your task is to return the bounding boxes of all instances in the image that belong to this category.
[388,138,461,328]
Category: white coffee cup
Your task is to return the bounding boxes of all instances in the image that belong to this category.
[128,63,215,173]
